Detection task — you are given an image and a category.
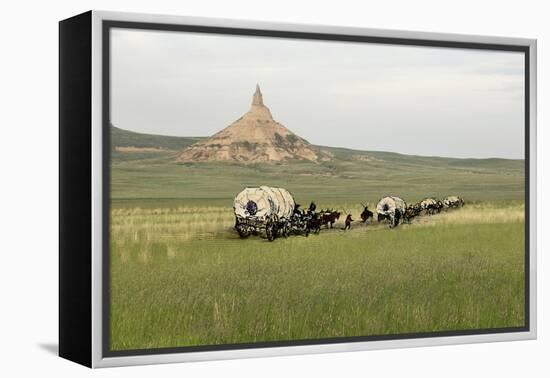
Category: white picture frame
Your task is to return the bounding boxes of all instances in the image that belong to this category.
[59,10,537,368]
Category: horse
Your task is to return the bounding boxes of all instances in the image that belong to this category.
[320,210,341,229]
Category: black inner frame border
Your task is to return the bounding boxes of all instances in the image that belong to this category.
[102,20,531,358]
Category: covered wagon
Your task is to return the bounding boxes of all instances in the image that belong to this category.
[376,196,407,228]
[443,195,464,208]
[233,186,295,241]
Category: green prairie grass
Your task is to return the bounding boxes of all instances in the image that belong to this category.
[109,202,525,351]
[108,133,526,351]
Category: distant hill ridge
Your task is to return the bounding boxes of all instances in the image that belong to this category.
[111,124,523,172]
[111,124,204,151]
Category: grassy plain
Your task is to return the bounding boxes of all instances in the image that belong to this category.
[109,128,526,350]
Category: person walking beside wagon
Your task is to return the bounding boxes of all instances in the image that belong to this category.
[344,214,354,230]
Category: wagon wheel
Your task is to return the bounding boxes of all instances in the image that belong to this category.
[387,215,395,228]
[266,219,277,241]
[278,219,286,238]
[236,225,250,239]
[282,222,290,238]
[391,212,403,228]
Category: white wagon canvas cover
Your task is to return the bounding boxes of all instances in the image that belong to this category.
[420,198,437,208]
[376,196,406,215]
[234,186,295,220]
[443,196,460,206]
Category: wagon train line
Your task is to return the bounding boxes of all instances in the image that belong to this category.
[233,186,465,241]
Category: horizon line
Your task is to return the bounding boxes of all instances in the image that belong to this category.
[111,124,525,161]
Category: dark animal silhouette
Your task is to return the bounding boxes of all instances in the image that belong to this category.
[404,202,421,223]
[320,210,341,229]
[360,204,373,223]
[305,212,321,236]
[421,198,443,215]
[426,199,443,214]
[288,201,324,237]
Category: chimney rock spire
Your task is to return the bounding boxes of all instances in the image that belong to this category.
[176,83,325,163]
[252,83,264,106]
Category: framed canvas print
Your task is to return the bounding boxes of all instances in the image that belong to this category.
[59,10,537,368]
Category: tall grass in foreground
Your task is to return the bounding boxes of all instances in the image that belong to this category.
[110,201,525,350]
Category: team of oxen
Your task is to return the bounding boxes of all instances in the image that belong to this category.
[233,186,465,241]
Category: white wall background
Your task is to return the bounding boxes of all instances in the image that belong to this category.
[0,0,547,376]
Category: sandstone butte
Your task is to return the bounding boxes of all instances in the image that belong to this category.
[176,85,329,164]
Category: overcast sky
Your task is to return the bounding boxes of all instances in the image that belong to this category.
[111,28,525,159]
